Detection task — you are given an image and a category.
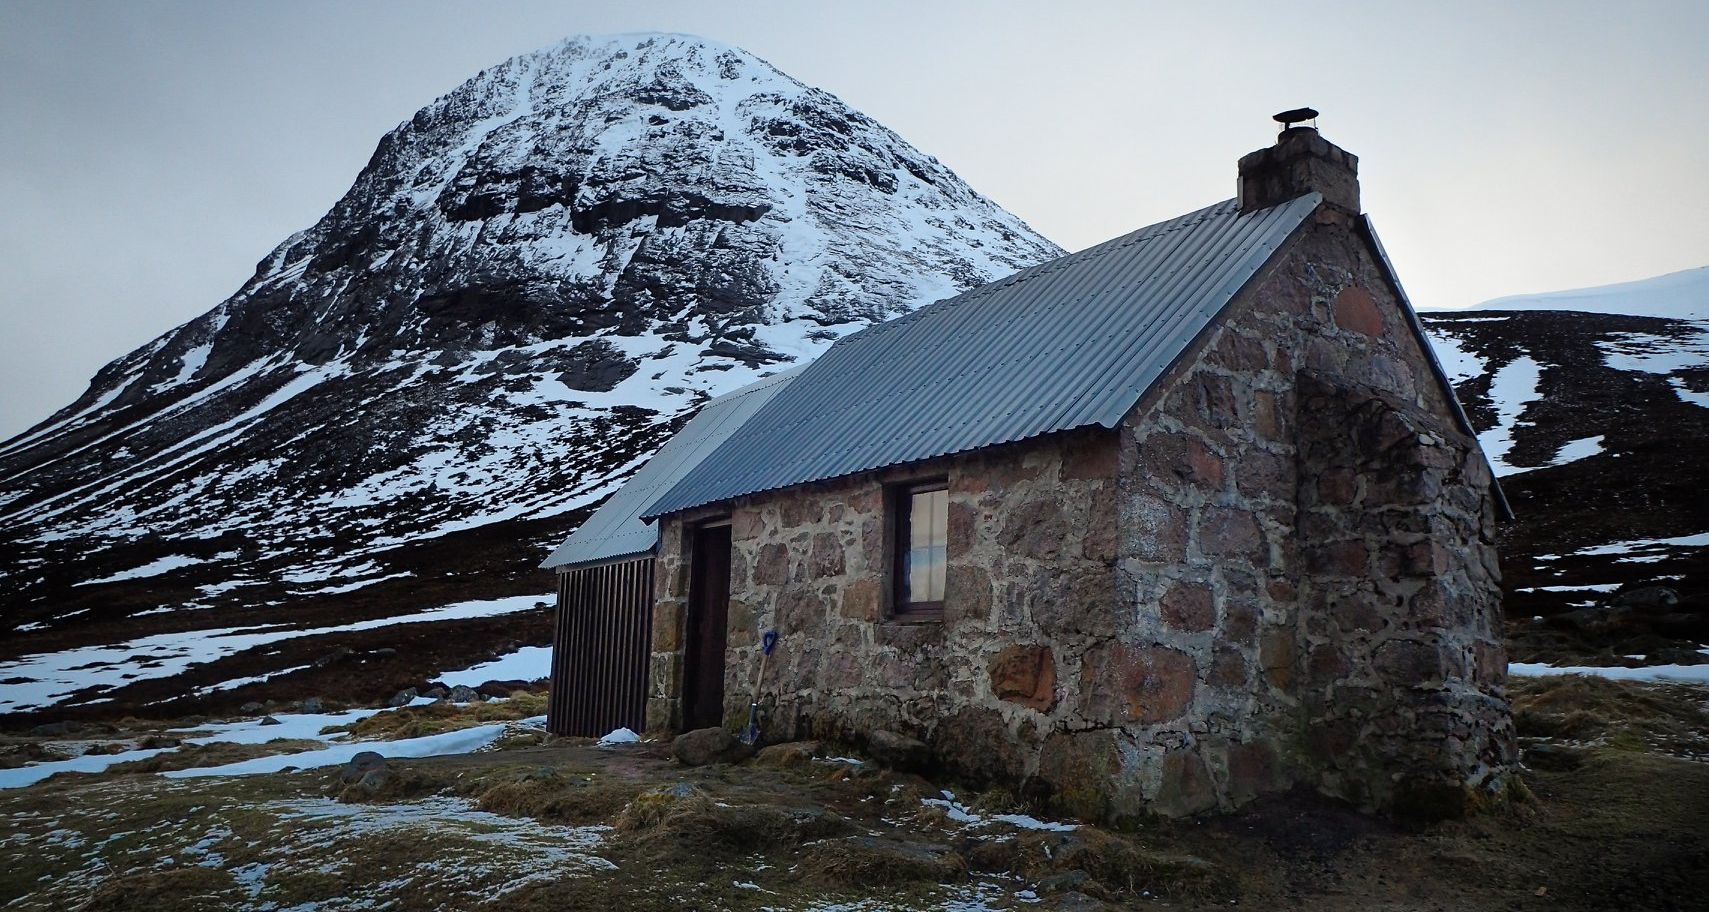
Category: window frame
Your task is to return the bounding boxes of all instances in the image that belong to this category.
[889,477,949,622]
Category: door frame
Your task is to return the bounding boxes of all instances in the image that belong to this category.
[681,518,733,731]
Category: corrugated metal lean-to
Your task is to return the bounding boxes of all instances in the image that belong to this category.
[641,194,1322,520]
[541,366,802,570]
[546,557,656,737]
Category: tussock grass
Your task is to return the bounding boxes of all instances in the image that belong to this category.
[614,784,856,860]
[0,742,52,769]
[473,769,644,825]
[75,865,241,911]
[333,766,445,803]
[964,827,1225,901]
[799,835,968,887]
[1510,674,1709,755]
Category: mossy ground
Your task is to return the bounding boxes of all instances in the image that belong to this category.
[2,675,1707,911]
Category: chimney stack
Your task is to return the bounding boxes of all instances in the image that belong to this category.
[1238,108,1360,214]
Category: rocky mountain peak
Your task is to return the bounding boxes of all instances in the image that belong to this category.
[0,33,1061,685]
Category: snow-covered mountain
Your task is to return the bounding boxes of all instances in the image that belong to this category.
[0,33,1061,720]
[1479,265,1709,320]
[1421,266,1709,667]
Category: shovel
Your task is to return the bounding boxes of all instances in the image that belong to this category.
[739,629,778,745]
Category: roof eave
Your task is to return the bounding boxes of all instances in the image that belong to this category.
[541,545,659,573]
[1357,215,1516,522]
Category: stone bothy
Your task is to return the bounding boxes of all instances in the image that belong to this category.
[544,120,1517,821]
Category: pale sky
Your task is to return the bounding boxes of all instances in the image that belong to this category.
[2,0,1705,439]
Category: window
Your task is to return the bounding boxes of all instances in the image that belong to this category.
[892,480,947,618]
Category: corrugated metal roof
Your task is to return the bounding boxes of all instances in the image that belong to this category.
[540,366,802,570]
[641,194,1321,520]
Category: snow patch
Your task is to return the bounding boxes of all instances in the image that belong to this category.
[1509,662,1709,684]
[1544,435,1605,467]
[436,645,552,688]
[1478,355,1542,476]
[921,790,1076,832]
[0,593,549,713]
[75,552,234,586]
[164,717,543,777]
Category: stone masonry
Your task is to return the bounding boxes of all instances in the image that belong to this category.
[645,198,1514,822]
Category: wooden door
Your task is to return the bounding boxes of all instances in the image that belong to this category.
[682,523,732,731]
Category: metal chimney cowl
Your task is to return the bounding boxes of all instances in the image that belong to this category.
[1237,116,1360,214]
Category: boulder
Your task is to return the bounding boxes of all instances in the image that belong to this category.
[477,680,532,699]
[339,750,388,785]
[313,647,353,668]
[354,767,391,792]
[1612,585,1679,611]
[388,688,419,708]
[259,716,282,726]
[299,697,324,714]
[865,729,930,771]
[672,727,754,766]
[423,685,449,699]
[239,701,265,715]
[446,685,484,704]
[1036,870,1093,895]
[1558,604,1633,635]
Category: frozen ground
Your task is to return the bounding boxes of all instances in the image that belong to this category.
[3,678,1707,911]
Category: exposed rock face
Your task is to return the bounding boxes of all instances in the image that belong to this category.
[0,33,1060,719]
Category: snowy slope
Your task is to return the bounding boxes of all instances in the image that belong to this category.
[1479,265,1709,320]
[1423,268,1709,476]
[0,33,1062,719]
[1420,266,1709,665]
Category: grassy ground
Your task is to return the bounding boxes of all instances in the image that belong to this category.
[2,677,1706,911]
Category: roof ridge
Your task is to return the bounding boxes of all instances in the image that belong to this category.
[840,199,1241,348]
[637,193,1320,520]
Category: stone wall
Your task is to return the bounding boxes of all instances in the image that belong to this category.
[646,427,1125,786]
[645,204,1514,821]
[1084,208,1514,818]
